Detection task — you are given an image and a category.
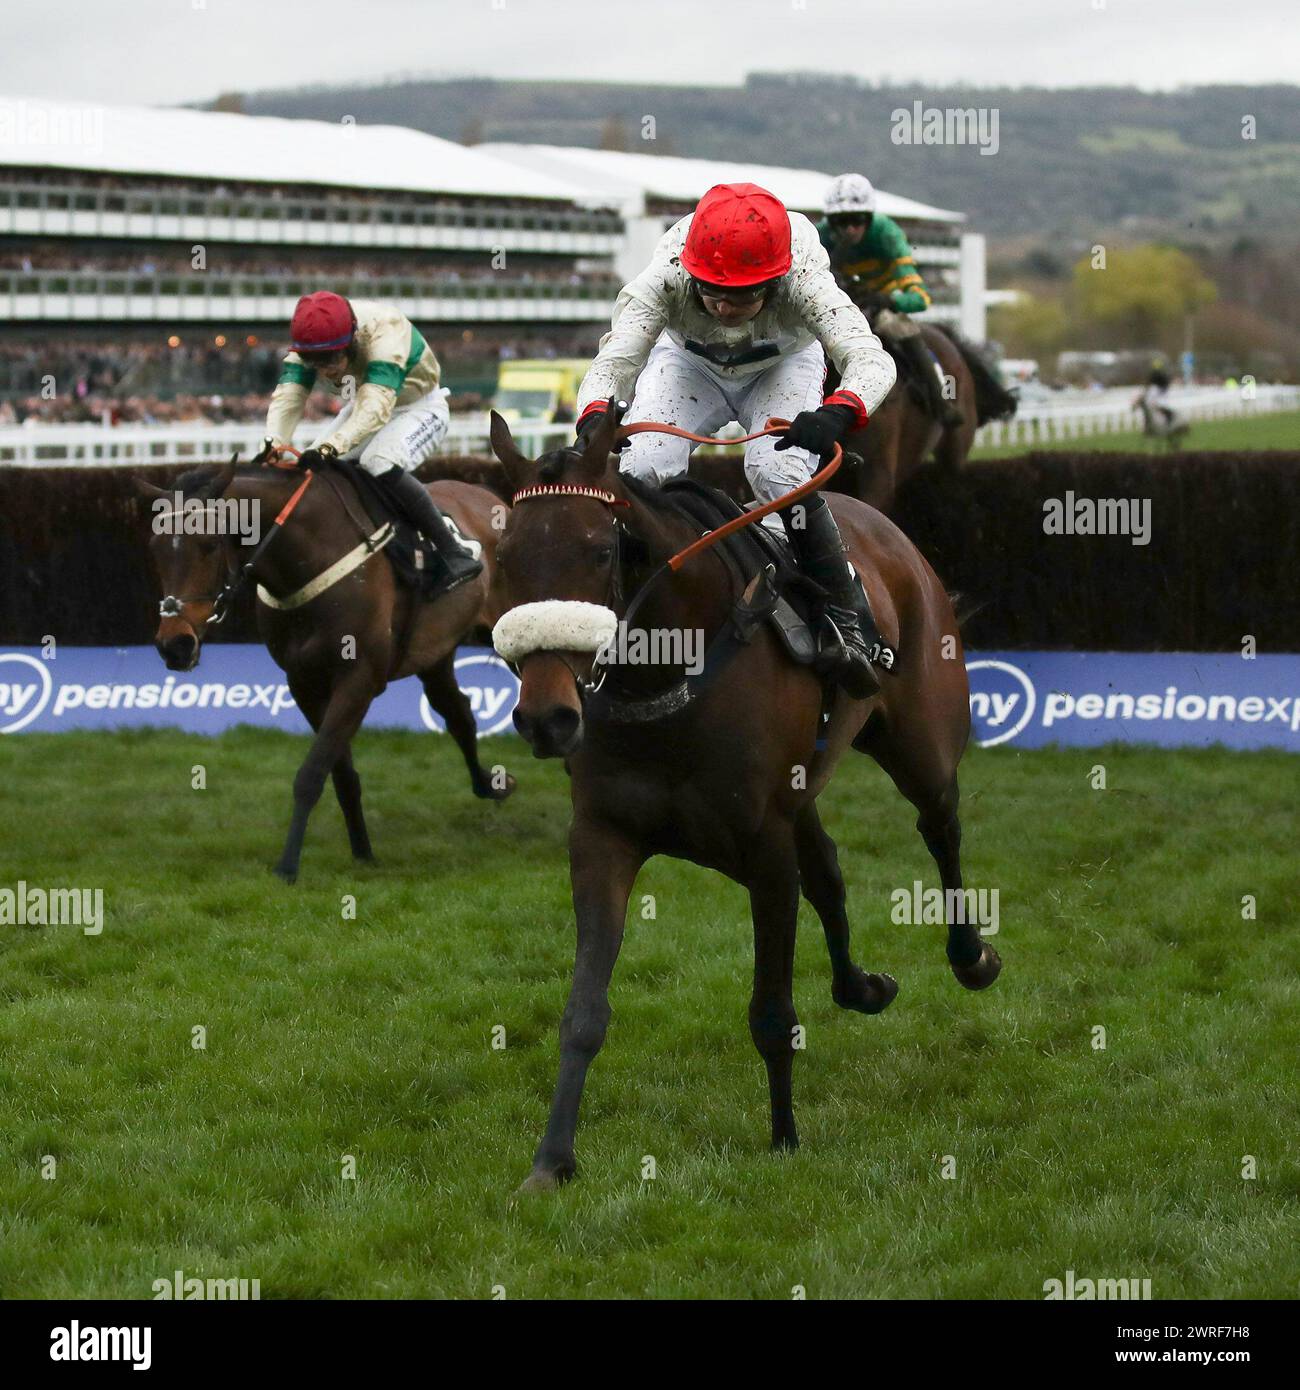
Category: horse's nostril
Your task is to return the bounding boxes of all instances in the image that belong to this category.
[158,634,198,670]
[544,707,581,748]
[514,704,581,757]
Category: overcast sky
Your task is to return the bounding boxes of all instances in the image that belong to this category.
[2,0,1296,107]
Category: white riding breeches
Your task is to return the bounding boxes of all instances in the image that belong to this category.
[313,388,451,476]
[619,339,829,506]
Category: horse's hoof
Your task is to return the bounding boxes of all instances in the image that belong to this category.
[352,851,377,865]
[832,968,899,1015]
[272,864,298,885]
[475,772,517,802]
[513,1165,572,1198]
[951,941,1002,990]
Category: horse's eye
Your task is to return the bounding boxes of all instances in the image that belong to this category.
[595,546,613,567]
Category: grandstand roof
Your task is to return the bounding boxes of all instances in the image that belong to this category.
[477,144,965,224]
[0,95,605,204]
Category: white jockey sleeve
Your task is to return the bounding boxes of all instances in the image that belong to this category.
[265,380,308,447]
[320,382,398,457]
[577,258,671,414]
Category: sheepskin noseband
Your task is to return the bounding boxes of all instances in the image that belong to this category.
[492,600,619,663]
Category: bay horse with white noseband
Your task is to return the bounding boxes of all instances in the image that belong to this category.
[488,401,1001,1192]
[138,451,516,882]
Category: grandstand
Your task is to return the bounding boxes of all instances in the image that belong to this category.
[479,143,983,338]
[0,95,624,415]
[0,96,982,431]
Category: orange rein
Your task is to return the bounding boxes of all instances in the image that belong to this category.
[261,444,315,526]
[615,417,843,572]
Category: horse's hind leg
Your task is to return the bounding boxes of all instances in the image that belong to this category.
[420,658,516,801]
[331,750,374,863]
[795,803,898,1015]
[857,723,1001,990]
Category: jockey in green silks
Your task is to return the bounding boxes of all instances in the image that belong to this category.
[816,173,964,430]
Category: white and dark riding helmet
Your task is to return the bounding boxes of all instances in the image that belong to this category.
[823,173,877,218]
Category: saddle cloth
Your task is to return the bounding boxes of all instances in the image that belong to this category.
[340,462,481,600]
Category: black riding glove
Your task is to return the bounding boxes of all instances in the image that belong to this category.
[294,444,338,471]
[774,403,857,457]
[575,406,630,451]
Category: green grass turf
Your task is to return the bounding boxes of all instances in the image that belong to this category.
[0,729,1295,1299]
[970,407,1300,458]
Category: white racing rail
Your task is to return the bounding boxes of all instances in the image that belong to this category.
[0,386,1295,467]
[974,383,1300,449]
[0,416,573,468]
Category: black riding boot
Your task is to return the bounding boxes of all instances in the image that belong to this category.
[381,465,483,593]
[901,334,964,429]
[782,493,880,700]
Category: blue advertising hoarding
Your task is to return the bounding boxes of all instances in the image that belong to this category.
[1,645,1298,751]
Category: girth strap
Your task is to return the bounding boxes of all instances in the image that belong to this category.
[257,522,395,611]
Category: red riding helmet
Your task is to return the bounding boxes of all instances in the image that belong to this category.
[680,183,793,287]
[290,291,355,353]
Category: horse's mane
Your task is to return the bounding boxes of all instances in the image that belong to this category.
[173,462,297,498]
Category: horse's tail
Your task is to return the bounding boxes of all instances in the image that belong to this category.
[935,325,1019,425]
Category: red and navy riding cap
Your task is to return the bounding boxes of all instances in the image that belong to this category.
[290,291,355,353]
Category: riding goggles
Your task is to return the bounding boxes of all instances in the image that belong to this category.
[692,279,775,306]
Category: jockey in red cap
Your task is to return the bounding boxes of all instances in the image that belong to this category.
[266,292,481,593]
[575,182,897,698]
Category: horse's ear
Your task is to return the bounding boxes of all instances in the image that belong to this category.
[132,475,168,499]
[577,398,629,477]
[488,410,532,491]
[202,462,237,499]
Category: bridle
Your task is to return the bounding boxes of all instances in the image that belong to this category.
[504,418,844,704]
[157,446,313,629]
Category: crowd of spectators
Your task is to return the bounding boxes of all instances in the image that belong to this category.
[0,328,599,424]
[0,241,617,288]
[0,167,613,221]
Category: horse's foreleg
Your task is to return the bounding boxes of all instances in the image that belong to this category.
[420,658,516,801]
[795,803,898,1015]
[520,823,643,1192]
[275,673,376,883]
[287,675,373,865]
[747,827,802,1152]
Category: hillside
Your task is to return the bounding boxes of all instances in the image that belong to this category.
[232,74,1300,241]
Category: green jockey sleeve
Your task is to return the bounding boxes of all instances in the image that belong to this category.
[363,324,427,393]
[277,357,317,390]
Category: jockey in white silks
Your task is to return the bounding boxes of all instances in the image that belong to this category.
[266,291,481,593]
[574,181,896,698]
